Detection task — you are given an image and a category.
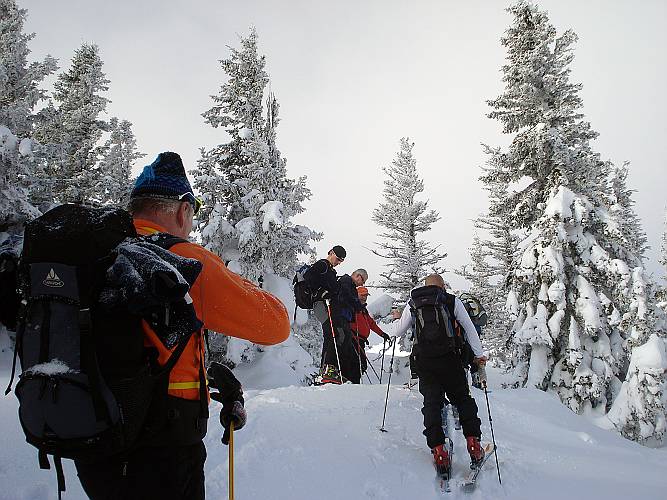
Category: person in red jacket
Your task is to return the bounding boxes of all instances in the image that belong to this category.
[349,286,391,382]
[74,152,290,500]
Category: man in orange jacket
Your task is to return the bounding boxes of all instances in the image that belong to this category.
[74,152,290,500]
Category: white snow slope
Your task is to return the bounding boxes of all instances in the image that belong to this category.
[1,339,666,500]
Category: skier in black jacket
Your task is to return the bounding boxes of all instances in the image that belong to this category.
[304,246,346,383]
[394,274,487,474]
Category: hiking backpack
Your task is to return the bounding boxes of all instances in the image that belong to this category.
[409,285,456,358]
[6,204,199,497]
[293,263,316,310]
[458,293,488,331]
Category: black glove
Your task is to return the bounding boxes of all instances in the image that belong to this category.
[381,332,391,342]
[208,362,246,445]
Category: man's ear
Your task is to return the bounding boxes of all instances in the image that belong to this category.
[176,202,188,228]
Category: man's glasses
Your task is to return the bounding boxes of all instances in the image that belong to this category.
[178,192,203,216]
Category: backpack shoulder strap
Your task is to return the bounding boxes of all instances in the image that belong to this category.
[140,232,188,251]
[443,292,456,319]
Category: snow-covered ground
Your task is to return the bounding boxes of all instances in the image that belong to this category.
[1,331,666,500]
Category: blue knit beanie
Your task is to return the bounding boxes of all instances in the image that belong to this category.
[131,152,193,200]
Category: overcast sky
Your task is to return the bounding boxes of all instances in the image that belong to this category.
[21,0,667,290]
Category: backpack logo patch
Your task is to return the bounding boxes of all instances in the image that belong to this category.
[43,268,65,288]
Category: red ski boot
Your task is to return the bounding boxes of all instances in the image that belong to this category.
[431,444,450,476]
[466,436,485,468]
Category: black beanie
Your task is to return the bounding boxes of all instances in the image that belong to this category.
[332,245,346,260]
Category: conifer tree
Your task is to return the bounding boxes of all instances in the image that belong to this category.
[607,334,667,445]
[0,0,57,228]
[605,161,648,266]
[465,171,518,355]
[193,28,319,283]
[91,118,144,206]
[50,43,110,203]
[457,234,507,357]
[372,137,445,299]
[488,2,658,433]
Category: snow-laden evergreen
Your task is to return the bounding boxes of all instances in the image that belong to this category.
[193,29,319,283]
[90,118,144,206]
[372,137,445,300]
[604,161,648,266]
[0,0,56,230]
[460,177,518,361]
[48,43,110,204]
[486,1,662,443]
[606,334,667,445]
[0,0,57,138]
[457,234,508,361]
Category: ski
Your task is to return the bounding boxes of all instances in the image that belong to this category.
[461,443,495,492]
[435,436,454,494]
[434,405,453,494]
[451,405,461,430]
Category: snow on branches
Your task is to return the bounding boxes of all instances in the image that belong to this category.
[486,1,662,443]
[372,137,445,300]
[193,29,320,284]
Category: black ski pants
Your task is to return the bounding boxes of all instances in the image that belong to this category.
[417,353,481,449]
[321,317,358,382]
[75,441,206,500]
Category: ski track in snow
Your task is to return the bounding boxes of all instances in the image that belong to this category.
[1,344,666,500]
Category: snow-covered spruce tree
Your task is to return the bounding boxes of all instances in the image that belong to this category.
[91,118,144,206]
[193,29,319,283]
[50,43,110,204]
[372,137,445,300]
[458,234,495,304]
[193,29,320,366]
[488,2,659,428]
[457,234,508,360]
[604,161,648,266]
[463,173,518,358]
[606,334,667,446]
[0,0,57,230]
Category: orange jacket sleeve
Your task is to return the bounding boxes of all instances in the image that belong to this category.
[170,242,290,346]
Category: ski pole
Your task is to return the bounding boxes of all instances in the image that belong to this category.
[229,421,235,500]
[361,347,381,382]
[379,337,397,432]
[380,338,386,383]
[354,333,364,384]
[325,299,344,384]
[482,378,502,485]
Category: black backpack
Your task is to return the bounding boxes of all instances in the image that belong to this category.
[459,292,488,330]
[293,263,316,310]
[6,204,199,497]
[410,285,456,358]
